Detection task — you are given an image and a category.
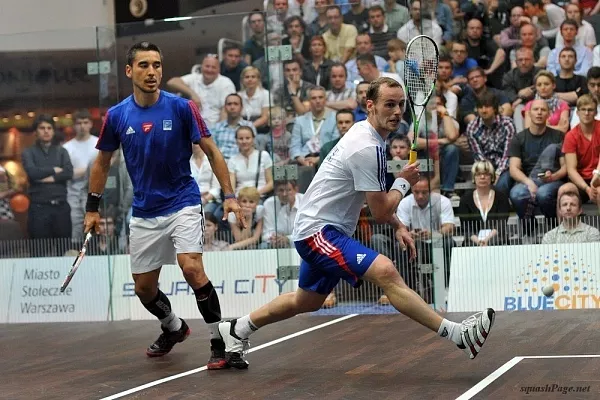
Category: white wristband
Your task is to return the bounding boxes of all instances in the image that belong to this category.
[391,178,410,197]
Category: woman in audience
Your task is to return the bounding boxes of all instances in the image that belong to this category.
[265,105,292,165]
[190,143,223,220]
[227,186,264,250]
[524,70,571,133]
[203,212,229,251]
[238,66,271,134]
[302,35,334,90]
[228,126,274,199]
[456,160,511,247]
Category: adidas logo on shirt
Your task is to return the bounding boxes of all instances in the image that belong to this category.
[357,253,366,264]
[126,126,135,135]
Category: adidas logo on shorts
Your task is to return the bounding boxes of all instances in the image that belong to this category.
[357,254,366,264]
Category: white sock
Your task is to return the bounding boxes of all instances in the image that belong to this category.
[438,319,462,345]
[234,315,258,339]
[206,322,220,340]
[160,312,182,332]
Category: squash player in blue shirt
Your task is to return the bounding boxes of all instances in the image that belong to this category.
[83,42,246,370]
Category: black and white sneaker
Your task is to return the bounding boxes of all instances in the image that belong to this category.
[457,308,495,359]
[218,319,250,369]
[146,318,191,357]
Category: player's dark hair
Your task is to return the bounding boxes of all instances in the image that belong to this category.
[336,108,355,121]
[32,114,55,131]
[126,41,163,67]
[367,77,401,103]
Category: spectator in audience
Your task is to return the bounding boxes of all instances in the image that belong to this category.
[555,3,597,50]
[523,0,565,47]
[450,41,479,79]
[290,86,339,166]
[353,81,370,122]
[0,165,15,222]
[466,91,516,196]
[228,126,274,198]
[343,0,369,33]
[227,186,264,250]
[87,206,123,256]
[267,0,291,35]
[283,16,311,65]
[436,55,462,102]
[345,34,388,87]
[166,54,236,129]
[356,53,403,86]
[509,23,551,69]
[397,177,455,290]
[286,0,317,25]
[498,6,528,53]
[429,0,454,43]
[456,160,511,247]
[325,63,357,111]
[555,47,589,108]
[385,39,407,77]
[190,143,222,220]
[261,180,288,244]
[367,6,397,60]
[563,94,600,208]
[213,93,256,160]
[203,212,230,251]
[464,18,507,89]
[22,115,73,245]
[302,35,334,90]
[252,32,286,95]
[268,180,304,248]
[509,100,566,227]
[243,11,267,65]
[307,0,329,37]
[62,109,98,242]
[221,43,248,91]
[323,5,359,64]
[397,0,443,45]
[460,67,512,126]
[382,0,410,33]
[283,59,315,116]
[266,106,293,164]
[238,66,271,134]
[503,47,541,132]
[579,0,600,16]
[547,20,593,77]
[524,70,571,133]
[319,108,354,167]
[542,188,600,243]
[571,66,600,128]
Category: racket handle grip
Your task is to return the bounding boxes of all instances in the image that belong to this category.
[409,150,418,165]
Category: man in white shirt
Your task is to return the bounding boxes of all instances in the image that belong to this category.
[219,77,495,369]
[267,181,304,248]
[397,0,443,45]
[261,180,289,244]
[63,109,98,241]
[166,55,236,129]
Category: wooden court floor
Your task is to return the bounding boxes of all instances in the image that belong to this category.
[1,310,600,399]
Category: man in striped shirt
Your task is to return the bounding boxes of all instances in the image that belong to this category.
[465,91,516,196]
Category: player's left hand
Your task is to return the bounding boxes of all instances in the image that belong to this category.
[223,197,248,229]
[396,227,416,261]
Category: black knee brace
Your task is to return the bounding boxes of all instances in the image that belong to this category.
[193,281,221,323]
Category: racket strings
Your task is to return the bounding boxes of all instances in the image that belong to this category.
[404,37,439,107]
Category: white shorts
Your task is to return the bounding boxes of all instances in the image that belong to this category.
[129,205,204,274]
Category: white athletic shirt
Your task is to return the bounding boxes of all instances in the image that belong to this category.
[292,120,388,241]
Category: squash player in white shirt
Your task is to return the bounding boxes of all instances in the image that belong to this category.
[218,77,496,369]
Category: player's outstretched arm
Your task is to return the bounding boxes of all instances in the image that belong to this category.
[364,162,420,224]
[84,150,113,234]
[199,136,247,228]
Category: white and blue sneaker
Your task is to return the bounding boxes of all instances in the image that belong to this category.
[218,319,250,369]
[457,308,495,359]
